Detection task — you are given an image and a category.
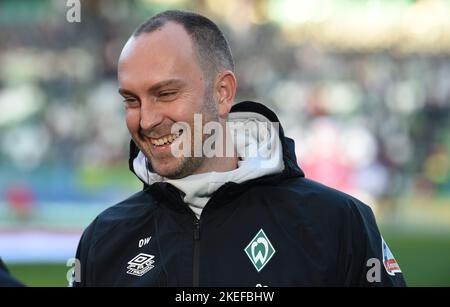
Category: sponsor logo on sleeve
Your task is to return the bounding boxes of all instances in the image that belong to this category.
[382,237,401,275]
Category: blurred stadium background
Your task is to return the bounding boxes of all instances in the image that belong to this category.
[1,0,449,286]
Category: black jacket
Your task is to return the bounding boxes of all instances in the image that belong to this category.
[73,101,406,287]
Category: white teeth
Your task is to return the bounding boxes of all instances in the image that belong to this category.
[151,134,178,146]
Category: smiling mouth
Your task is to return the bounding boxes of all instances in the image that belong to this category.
[149,130,183,146]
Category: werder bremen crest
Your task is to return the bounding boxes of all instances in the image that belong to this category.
[244,229,276,272]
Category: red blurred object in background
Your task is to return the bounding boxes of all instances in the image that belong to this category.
[5,184,35,221]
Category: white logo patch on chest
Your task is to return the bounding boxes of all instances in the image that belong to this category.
[126,253,155,276]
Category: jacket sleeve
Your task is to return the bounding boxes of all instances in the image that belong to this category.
[0,258,25,287]
[342,198,407,287]
[71,218,97,287]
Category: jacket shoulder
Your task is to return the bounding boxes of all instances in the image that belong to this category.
[81,190,158,248]
[268,176,373,218]
[96,190,158,223]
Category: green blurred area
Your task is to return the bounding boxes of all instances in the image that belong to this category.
[8,232,450,287]
[9,263,69,287]
[385,233,450,286]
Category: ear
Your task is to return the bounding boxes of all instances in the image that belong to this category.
[214,70,236,119]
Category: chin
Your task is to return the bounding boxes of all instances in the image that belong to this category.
[150,156,203,179]
[151,159,184,178]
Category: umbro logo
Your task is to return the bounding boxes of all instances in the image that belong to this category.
[126,253,155,276]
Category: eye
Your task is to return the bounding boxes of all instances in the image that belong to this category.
[123,97,140,107]
[158,91,177,98]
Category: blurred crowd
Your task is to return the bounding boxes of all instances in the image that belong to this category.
[0,0,449,210]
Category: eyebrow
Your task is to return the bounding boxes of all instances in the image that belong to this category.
[118,78,186,96]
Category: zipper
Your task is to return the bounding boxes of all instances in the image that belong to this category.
[193,218,201,287]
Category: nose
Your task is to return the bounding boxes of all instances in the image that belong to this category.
[139,100,163,132]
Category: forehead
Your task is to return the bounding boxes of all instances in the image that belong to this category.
[118,22,203,88]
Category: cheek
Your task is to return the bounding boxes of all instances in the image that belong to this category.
[176,92,206,119]
[125,109,140,133]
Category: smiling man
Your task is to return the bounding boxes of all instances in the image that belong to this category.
[72,10,406,287]
[118,20,238,179]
